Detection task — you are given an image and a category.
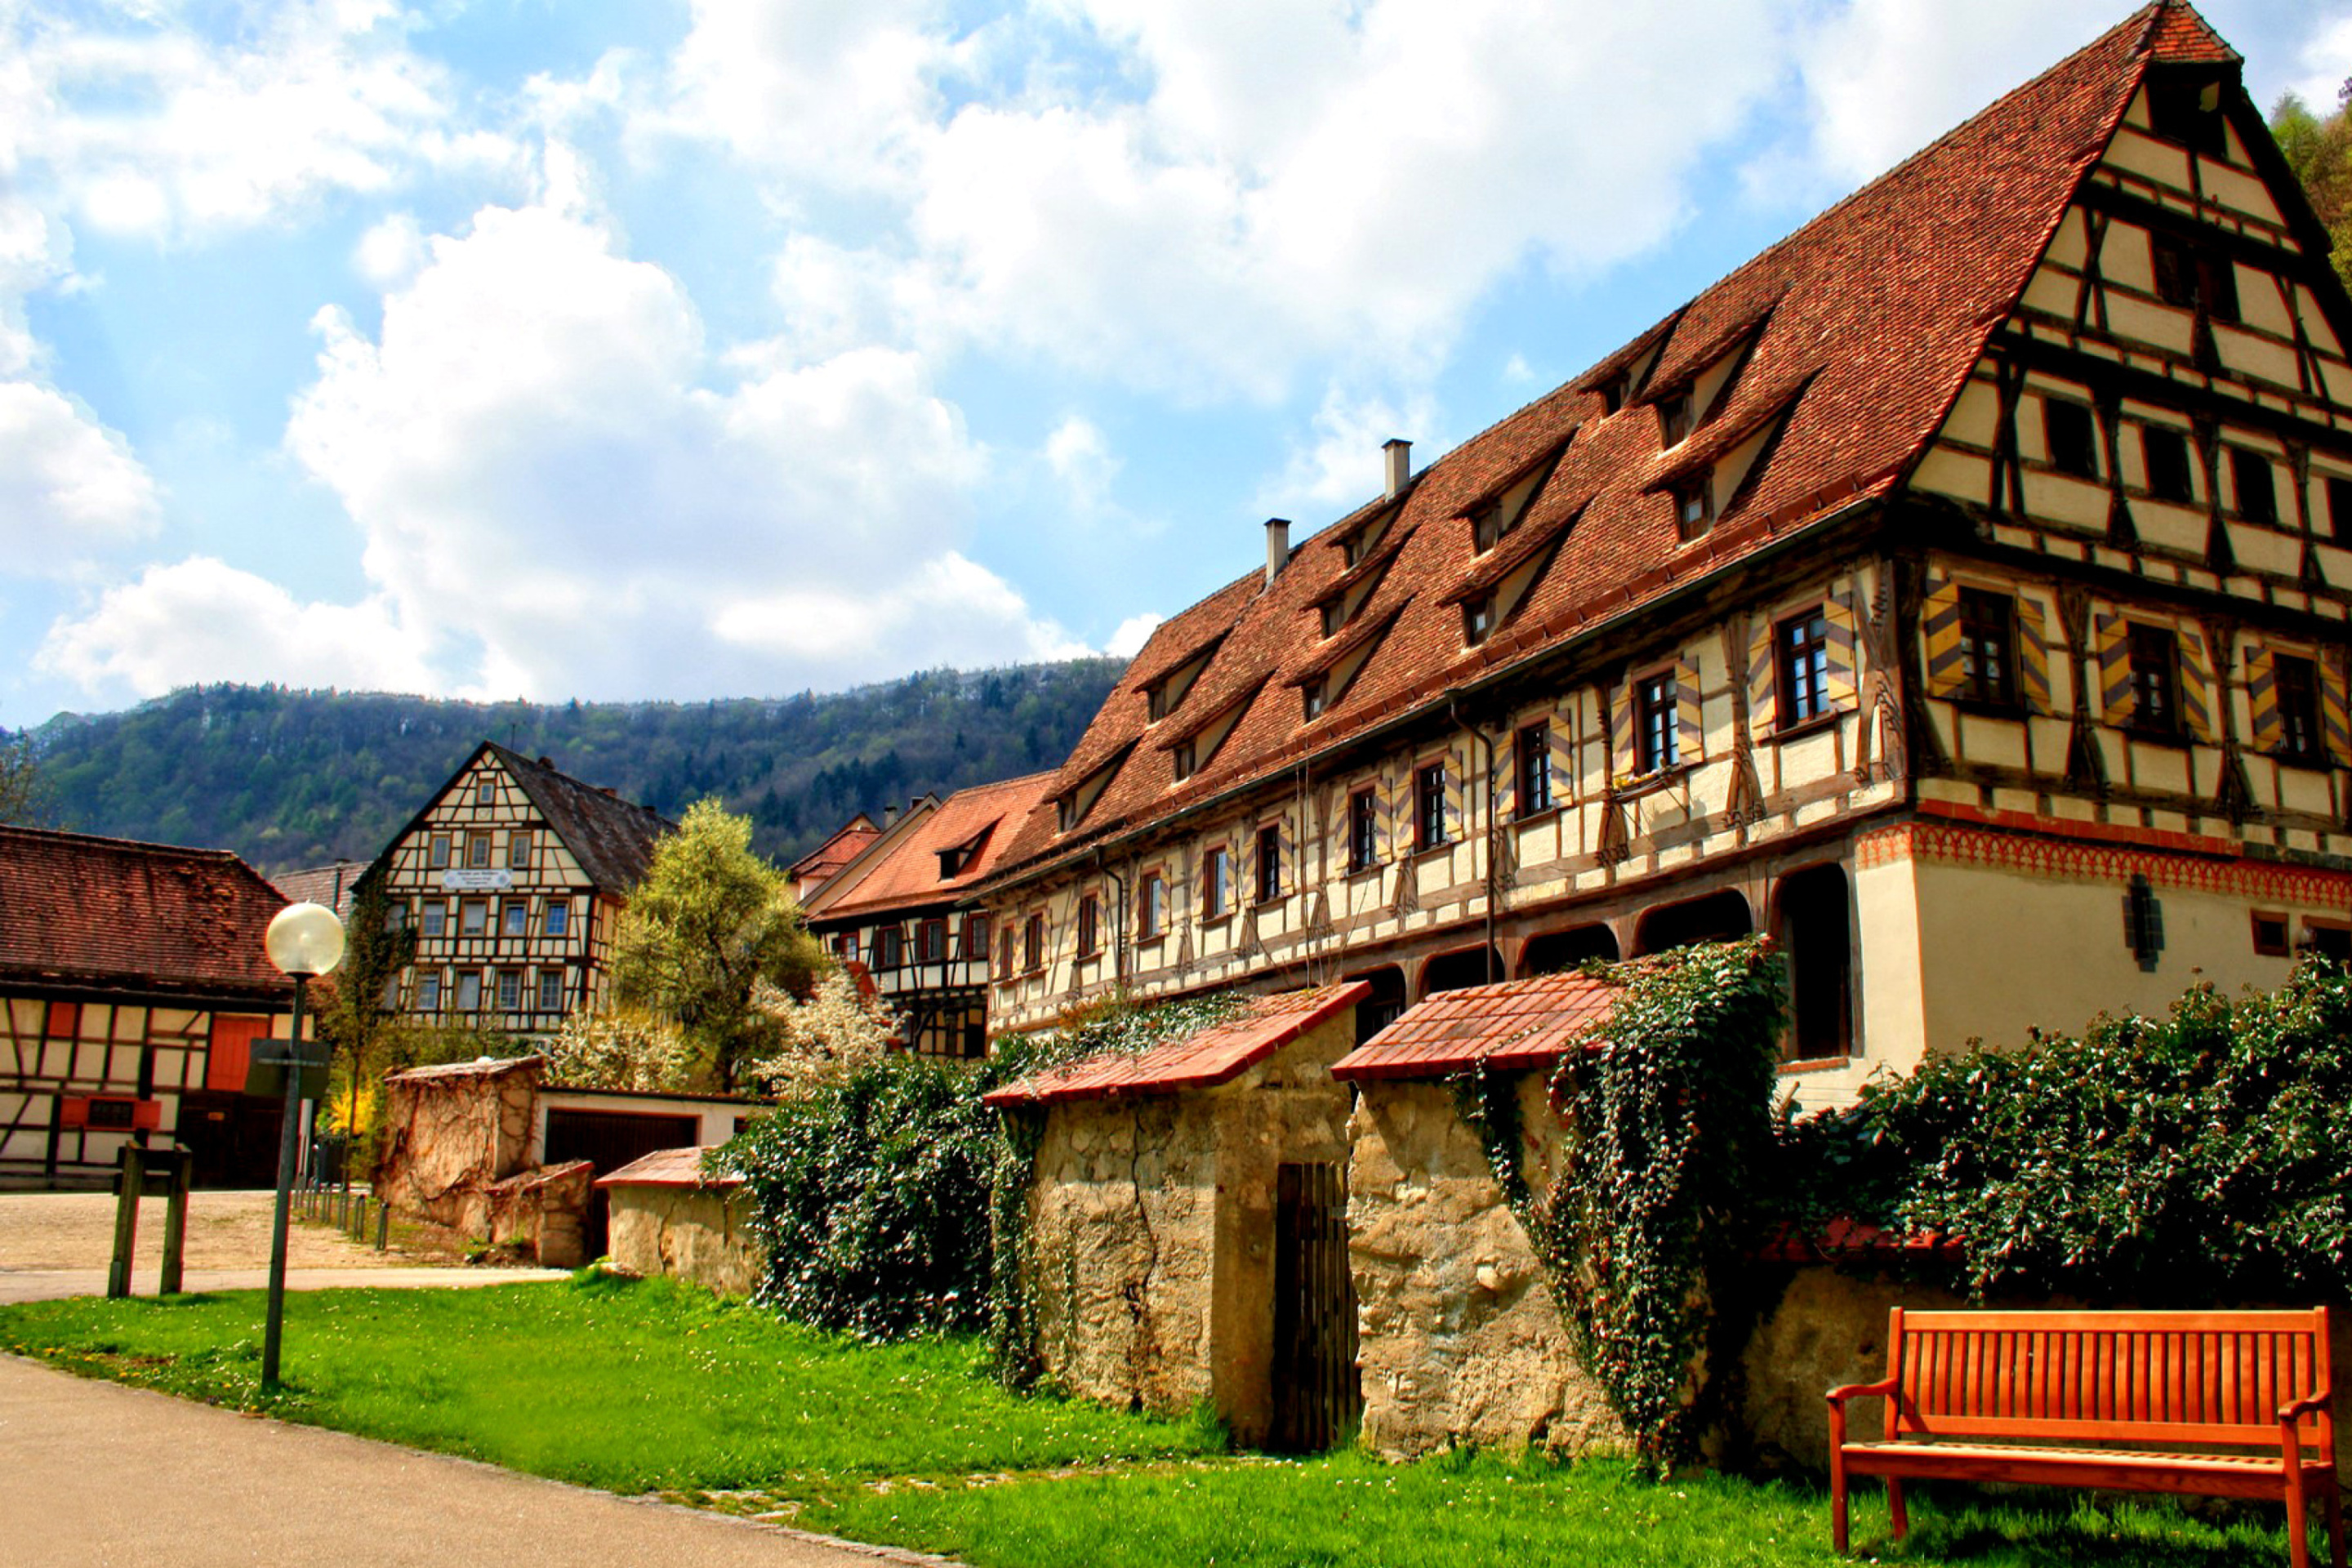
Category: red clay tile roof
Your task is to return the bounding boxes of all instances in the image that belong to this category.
[488,743,675,891]
[594,1145,741,1189]
[808,772,1058,921]
[979,4,2186,889]
[1331,972,1622,1081]
[0,826,293,1002]
[983,982,1369,1106]
[270,862,363,920]
[789,814,880,884]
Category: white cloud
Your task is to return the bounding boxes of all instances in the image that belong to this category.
[1259,381,1437,512]
[2290,15,2352,111]
[354,211,426,287]
[0,382,161,569]
[34,556,431,697]
[136,189,1058,702]
[1103,611,1161,659]
[7,0,517,240]
[1044,414,1119,513]
[655,0,1790,399]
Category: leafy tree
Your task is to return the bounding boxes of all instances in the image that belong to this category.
[0,731,51,826]
[2273,83,2352,289]
[612,800,826,1094]
[313,875,417,1161]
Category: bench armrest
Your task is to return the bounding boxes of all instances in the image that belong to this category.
[2278,1391,2332,1423]
[1827,1376,1902,1406]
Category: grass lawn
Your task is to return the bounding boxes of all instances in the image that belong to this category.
[0,1274,2322,1568]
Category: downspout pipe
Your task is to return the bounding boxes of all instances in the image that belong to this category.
[1451,698,1499,986]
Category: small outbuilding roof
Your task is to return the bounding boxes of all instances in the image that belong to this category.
[594,1146,740,1190]
[1330,971,1621,1081]
[983,982,1369,1107]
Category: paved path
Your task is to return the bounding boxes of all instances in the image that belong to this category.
[0,1353,955,1567]
[0,1189,415,1273]
[0,1263,568,1305]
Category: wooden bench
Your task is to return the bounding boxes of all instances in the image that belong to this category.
[1827,1307,2343,1566]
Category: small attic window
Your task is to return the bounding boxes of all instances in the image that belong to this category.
[2151,233,2239,324]
[1145,680,1171,723]
[1601,374,1631,415]
[1056,795,1077,832]
[938,847,967,879]
[1303,678,1329,721]
[475,777,494,808]
[1673,477,1714,541]
[1471,502,1503,554]
[1172,738,1197,780]
[1321,599,1346,638]
[2147,75,2227,159]
[1463,594,1497,648]
[1659,390,1693,447]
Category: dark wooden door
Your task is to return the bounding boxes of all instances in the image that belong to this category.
[1271,1160,1361,1452]
[176,1091,283,1190]
[543,1109,700,1258]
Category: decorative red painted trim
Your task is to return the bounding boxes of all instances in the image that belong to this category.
[1859,813,2352,907]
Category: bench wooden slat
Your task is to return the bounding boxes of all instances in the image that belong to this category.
[1829,1306,2342,1565]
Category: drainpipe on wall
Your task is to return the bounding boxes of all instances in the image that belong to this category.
[1096,848,1129,991]
[1451,698,1499,986]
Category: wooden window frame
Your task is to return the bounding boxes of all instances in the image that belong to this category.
[543,899,569,938]
[454,970,483,1013]
[1659,390,1693,447]
[501,900,528,938]
[875,925,903,971]
[459,899,489,938]
[2142,424,2196,505]
[1414,761,1450,853]
[1076,893,1102,959]
[1956,588,2021,711]
[1254,823,1282,904]
[2304,917,2352,964]
[2151,231,2240,323]
[1463,594,1496,648]
[506,830,532,871]
[467,832,492,869]
[1203,847,1232,920]
[2042,398,2100,481]
[474,777,495,808]
[1776,607,1832,729]
[2251,910,2292,958]
[2274,653,2325,764]
[416,973,442,1013]
[1302,678,1328,722]
[1137,872,1168,942]
[919,919,949,964]
[537,970,565,1013]
[428,835,451,870]
[1515,723,1552,818]
[1471,501,1503,554]
[1146,681,1172,723]
[421,901,448,938]
[1672,477,1713,542]
[2126,623,2184,737]
[1023,911,1046,973]
[1347,788,1379,875]
[1172,737,1197,781]
[2229,446,2279,528]
[2327,475,2352,543]
[1633,670,1680,774]
[496,970,523,1013]
[963,911,991,962]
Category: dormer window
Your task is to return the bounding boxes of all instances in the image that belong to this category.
[1321,599,1346,637]
[1463,594,1496,648]
[1056,795,1077,831]
[1146,681,1171,722]
[938,847,966,879]
[1602,374,1631,415]
[1659,391,1693,447]
[1472,502,1503,554]
[1303,679,1328,721]
[1673,478,1713,541]
[1172,738,1197,780]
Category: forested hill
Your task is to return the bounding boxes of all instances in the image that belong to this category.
[26,660,1126,877]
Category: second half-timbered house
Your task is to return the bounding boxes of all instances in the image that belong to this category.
[374,743,673,1039]
[970,3,2352,1105]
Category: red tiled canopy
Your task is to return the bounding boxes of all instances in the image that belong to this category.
[1330,972,1622,1081]
[983,982,1369,1107]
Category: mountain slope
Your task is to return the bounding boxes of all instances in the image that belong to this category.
[28,661,1125,876]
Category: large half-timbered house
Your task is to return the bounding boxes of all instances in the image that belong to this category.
[973,4,2352,1104]
[0,826,294,1188]
[802,774,1056,1058]
[375,743,672,1039]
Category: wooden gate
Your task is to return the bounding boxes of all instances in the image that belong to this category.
[544,1108,700,1257]
[1271,1160,1361,1452]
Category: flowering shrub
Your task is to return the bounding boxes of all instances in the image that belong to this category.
[542,1005,700,1094]
[745,971,893,1099]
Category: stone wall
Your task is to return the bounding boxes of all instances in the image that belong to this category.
[608,1183,760,1296]
[1023,1009,1354,1446]
[1347,1070,1625,1459]
[374,1055,587,1266]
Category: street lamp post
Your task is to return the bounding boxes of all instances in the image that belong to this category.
[261,902,345,1391]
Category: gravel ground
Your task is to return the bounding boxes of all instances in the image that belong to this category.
[0,1189,411,1273]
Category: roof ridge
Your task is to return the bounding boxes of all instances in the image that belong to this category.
[0,822,247,862]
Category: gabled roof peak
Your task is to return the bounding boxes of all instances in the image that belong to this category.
[2143,1,2239,66]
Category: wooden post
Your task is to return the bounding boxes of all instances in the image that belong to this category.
[158,1147,191,1295]
[376,1198,390,1251]
[106,1145,145,1299]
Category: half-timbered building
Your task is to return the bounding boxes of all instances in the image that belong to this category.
[802,773,1055,1058]
[375,743,672,1039]
[973,4,2352,1105]
[0,826,293,1189]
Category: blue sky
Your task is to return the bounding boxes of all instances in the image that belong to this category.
[2,0,2347,728]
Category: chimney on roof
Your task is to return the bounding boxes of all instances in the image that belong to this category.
[1383,438,1411,499]
[1263,518,1290,590]
[884,802,899,827]
[537,755,555,768]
